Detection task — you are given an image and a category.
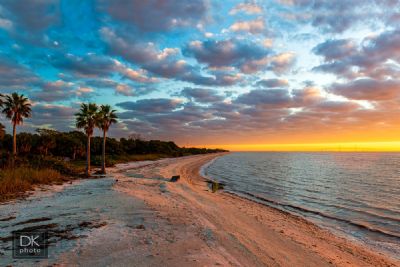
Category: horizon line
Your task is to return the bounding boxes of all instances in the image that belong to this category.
[194,141,400,152]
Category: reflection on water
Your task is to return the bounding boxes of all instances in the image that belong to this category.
[204,152,400,258]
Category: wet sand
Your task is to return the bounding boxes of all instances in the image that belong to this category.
[62,153,399,266]
[1,153,399,266]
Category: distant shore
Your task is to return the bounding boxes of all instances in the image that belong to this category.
[59,153,398,266]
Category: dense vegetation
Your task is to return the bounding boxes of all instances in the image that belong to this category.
[0,129,226,169]
[0,93,226,200]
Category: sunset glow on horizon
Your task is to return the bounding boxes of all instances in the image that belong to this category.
[1,1,400,150]
[198,142,400,152]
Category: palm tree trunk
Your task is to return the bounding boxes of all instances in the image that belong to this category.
[12,123,16,167]
[86,134,91,177]
[102,130,106,174]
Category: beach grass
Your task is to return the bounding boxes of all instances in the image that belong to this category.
[0,154,168,202]
[0,167,66,201]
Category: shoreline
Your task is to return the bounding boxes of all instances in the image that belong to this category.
[107,153,398,266]
[201,153,400,260]
[2,153,397,266]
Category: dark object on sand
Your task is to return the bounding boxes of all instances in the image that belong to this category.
[135,224,146,230]
[207,180,225,193]
[170,175,180,182]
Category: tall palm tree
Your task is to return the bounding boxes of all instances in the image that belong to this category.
[1,93,32,163]
[75,103,98,177]
[0,123,4,140]
[0,94,4,140]
[96,105,118,174]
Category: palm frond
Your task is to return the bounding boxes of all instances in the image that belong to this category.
[0,93,32,125]
[75,102,98,136]
[96,104,118,131]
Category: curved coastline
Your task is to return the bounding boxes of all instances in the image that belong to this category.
[110,153,399,266]
[45,153,400,266]
[200,153,400,260]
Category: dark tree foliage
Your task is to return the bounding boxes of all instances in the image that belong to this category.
[0,129,227,163]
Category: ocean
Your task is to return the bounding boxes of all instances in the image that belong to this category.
[203,152,400,257]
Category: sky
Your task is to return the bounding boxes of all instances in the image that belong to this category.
[0,0,400,151]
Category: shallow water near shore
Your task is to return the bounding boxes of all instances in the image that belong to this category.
[203,152,400,258]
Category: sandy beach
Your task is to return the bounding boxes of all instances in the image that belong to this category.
[55,153,398,266]
[2,153,398,266]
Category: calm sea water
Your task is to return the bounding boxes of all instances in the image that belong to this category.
[203,152,400,257]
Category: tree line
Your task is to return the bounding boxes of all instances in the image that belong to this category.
[0,93,227,177]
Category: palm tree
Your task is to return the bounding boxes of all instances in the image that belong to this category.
[75,103,98,177]
[1,93,32,163]
[96,105,118,174]
[0,94,4,140]
[0,123,4,140]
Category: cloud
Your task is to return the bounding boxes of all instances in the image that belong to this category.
[76,87,94,96]
[1,0,399,144]
[50,52,157,85]
[50,53,117,77]
[312,39,356,61]
[114,61,157,83]
[144,102,213,128]
[33,103,75,119]
[30,80,95,102]
[268,52,296,74]
[100,27,164,64]
[117,98,182,114]
[309,101,362,113]
[184,38,271,73]
[84,79,119,89]
[115,84,134,96]
[180,87,224,103]
[185,39,295,75]
[229,3,263,15]
[364,29,400,62]
[0,0,60,32]
[27,103,76,132]
[229,18,265,34]
[187,71,243,86]
[292,86,324,105]
[31,80,74,102]
[101,28,189,79]
[0,54,38,87]
[114,84,154,97]
[120,68,156,83]
[255,78,289,88]
[83,78,155,97]
[98,0,208,32]
[279,0,398,33]
[0,17,13,31]
[101,28,243,86]
[235,89,292,107]
[313,29,400,79]
[330,78,400,100]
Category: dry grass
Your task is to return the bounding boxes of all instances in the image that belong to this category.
[0,167,66,201]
